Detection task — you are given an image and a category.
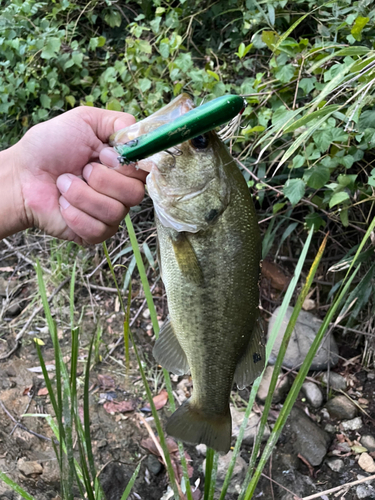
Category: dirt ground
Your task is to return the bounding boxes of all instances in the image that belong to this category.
[1,219,375,500]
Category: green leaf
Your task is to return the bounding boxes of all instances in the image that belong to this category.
[283,178,305,205]
[159,41,169,58]
[299,77,316,95]
[106,98,122,111]
[138,40,152,54]
[305,213,326,231]
[329,191,350,208]
[284,105,339,133]
[340,208,349,227]
[303,165,330,189]
[292,155,305,169]
[40,94,51,108]
[261,31,279,50]
[313,129,331,151]
[351,16,369,41]
[275,64,295,83]
[41,37,61,59]
[273,202,286,214]
[206,69,220,81]
[139,78,152,92]
[105,10,122,28]
[65,95,76,108]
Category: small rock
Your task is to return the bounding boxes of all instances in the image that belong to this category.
[41,459,60,488]
[341,417,363,431]
[361,435,375,452]
[326,457,344,473]
[257,365,291,403]
[289,407,330,466]
[358,453,375,473]
[356,483,375,499]
[324,424,336,433]
[147,454,162,475]
[203,451,246,496]
[301,381,323,408]
[142,308,151,319]
[98,439,107,448]
[196,444,207,457]
[321,372,347,391]
[268,307,339,370]
[18,458,43,477]
[231,406,270,445]
[326,395,357,420]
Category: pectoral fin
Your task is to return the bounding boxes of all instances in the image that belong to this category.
[171,233,203,285]
[234,316,265,390]
[153,317,189,375]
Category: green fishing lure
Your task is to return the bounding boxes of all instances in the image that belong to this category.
[114,94,245,164]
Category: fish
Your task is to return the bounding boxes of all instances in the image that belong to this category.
[110,94,264,453]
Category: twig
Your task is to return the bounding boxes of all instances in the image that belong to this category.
[302,474,375,500]
[0,277,70,360]
[2,238,51,274]
[0,400,52,442]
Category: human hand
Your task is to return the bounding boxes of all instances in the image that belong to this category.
[9,107,147,245]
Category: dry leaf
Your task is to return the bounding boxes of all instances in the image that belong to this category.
[103,400,134,414]
[23,386,32,396]
[0,266,14,272]
[302,298,316,311]
[144,389,169,411]
[358,452,375,473]
[97,374,116,390]
[261,260,290,291]
[37,387,49,396]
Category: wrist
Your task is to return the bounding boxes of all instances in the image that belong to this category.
[0,144,30,239]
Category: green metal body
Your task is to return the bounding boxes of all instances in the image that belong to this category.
[115,94,245,163]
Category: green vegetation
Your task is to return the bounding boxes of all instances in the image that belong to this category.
[1,0,375,499]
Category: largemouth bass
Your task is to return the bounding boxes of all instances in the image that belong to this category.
[111,94,264,453]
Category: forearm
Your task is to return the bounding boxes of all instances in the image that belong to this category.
[0,145,29,239]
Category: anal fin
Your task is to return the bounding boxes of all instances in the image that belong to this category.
[153,317,189,376]
[234,315,265,390]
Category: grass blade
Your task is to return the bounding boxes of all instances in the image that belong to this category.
[120,462,141,500]
[0,471,37,500]
[204,448,216,500]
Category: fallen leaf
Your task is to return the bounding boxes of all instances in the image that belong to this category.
[0,266,14,272]
[103,400,134,414]
[23,386,32,396]
[261,260,290,291]
[141,436,178,455]
[302,298,316,311]
[358,452,375,473]
[97,374,115,389]
[37,387,49,396]
[351,445,367,454]
[144,389,169,411]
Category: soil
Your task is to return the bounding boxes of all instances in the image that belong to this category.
[1,224,375,500]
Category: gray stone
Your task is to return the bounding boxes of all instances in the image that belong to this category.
[147,454,162,475]
[203,451,246,496]
[17,458,43,476]
[356,483,375,499]
[301,381,323,408]
[341,417,363,431]
[326,457,344,472]
[273,451,316,498]
[321,372,347,391]
[361,435,375,452]
[324,424,337,433]
[289,407,330,466]
[231,406,270,445]
[195,444,207,457]
[268,306,339,370]
[326,396,357,420]
[257,365,291,403]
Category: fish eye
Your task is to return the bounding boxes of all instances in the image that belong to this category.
[190,134,209,149]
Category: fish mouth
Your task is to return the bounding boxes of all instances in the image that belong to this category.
[109,94,195,171]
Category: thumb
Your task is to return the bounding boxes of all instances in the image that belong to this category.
[78,106,136,143]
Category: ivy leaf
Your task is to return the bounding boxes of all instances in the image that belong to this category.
[305,213,326,231]
[275,64,295,83]
[351,16,369,42]
[65,95,76,107]
[283,178,305,206]
[104,10,122,28]
[106,99,122,111]
[40,94,51,109]
[299,77,316,95]
[313,129,332,152]
[41,37,61,59]
[304,166,330,189]
[138,40,152,54]
[139,78,152,92]
[329,191,350,208]
[159,41,169,58]
[358,110,375,131]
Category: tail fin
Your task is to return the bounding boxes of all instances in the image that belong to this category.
[166,399,231,453]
